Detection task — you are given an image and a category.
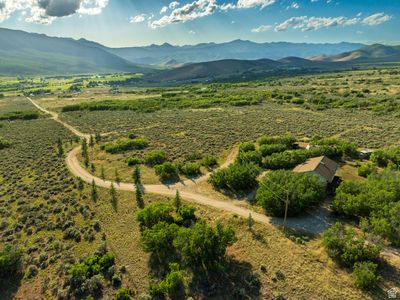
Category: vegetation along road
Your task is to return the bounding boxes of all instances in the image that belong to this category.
[28,98,275,218]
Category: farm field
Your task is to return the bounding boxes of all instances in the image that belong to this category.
[1,67,400,300]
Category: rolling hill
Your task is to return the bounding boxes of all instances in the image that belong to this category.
[309,44,400,63]
[147,57,342,83]
[0,28,150,75]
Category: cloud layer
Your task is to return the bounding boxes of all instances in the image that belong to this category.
[148,0,277,28]
[252,12,392,33]
[0,0,108,24]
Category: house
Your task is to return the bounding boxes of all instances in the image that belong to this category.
[293,156,339,183]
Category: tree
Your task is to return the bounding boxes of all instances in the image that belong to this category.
[77,178,84,191]
[91,179,98,202]
[150,263,186,299]
[95,132,102,143]
[322,222,382,268]
[155,162,179,181]
[141,222,179,259]
[136,186,144,209]
[133,165,141,186]
[0,245,23,279]
[136,203,174,230]
[173,190,182,211]
[144,150,167,166]
[174,221,236,270]
[247,213,254,231]
[256,170,326,217]
[352,262,380,290]
[89,135,95,147]
[81,138,89,167]
[115,169,120,185]
[57,137,64,157]
[100,165,105,181]
[209,162,260,192]
[110,183,118,210]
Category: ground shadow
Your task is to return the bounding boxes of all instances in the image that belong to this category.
[0,273,23,300]
[188,258,261,299]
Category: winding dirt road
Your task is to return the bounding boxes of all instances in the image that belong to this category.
[29,97,274,225]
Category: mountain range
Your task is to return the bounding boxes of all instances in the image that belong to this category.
[0,27,400,80]
[0,27,364,76]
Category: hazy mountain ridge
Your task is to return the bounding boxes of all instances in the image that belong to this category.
[94,39,365,65]
[0,28,150,75]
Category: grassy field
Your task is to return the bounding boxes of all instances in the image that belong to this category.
[1,67,400,299]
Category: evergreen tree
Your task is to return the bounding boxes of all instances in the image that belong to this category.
[91,179,98,202]
[115,169,121,185]
[247,213,254,231]
[173,190,182,211]
[136,186,144,209]
[110,183,118,210]
[100,165,106,181]
[95,132,102,143]
[133,165,141,186]
[81,138,89,167]
[57,138,64,158]
[89,135,95,147]
[77,178,84,191]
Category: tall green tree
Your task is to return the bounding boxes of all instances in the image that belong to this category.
[173,190,182,212]
[110,183,118,210]
[133,165,141,186]
[57,137,64,158]
[91,179,98,202]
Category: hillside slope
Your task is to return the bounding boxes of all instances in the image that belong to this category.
[0,28,150,75]
[310,44,400,62]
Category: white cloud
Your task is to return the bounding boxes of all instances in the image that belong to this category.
[275,12,391,32]
[149,0,218,29]
[0,0,108,23]
[362,12,392,26]
[160,6,168,14]
[290,2,300,9]
[188,29,196,34]
[130,13,146,23]
[251,24,272,32]
[169,1,180,9]
[237,0,276,9]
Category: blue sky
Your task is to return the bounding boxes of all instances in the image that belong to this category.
[0,0,398,47]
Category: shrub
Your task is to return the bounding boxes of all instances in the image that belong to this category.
[0,137,11,150]
[357,162,377,177]
[236,151,262,166]
[155,162,179,181]
[149,263,185,299]
[0,111,40,121]
[370,147,400,167]
[127,156,142,166]
[144,150,167,166]
[239,142,256,153]
[257,135,296,148]
[322,223,381,268]
[113,288,132,300]
[352,262,380,290]
[201,155,218,168]
[209,162,260,192]
[0,245,23,278]
[256,170,326,217]
[63,226,81,242]
[174,221,237,269]
[102,137,148,154]
[180,162,201,177]
[259,144,288,157]
[136,203,174,230]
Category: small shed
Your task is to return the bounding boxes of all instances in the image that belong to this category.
[293,156,339,183]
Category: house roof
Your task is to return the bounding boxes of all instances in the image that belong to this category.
[293,156,338,183]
